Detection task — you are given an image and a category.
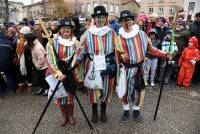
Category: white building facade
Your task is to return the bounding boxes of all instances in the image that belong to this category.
[183,0,200,20]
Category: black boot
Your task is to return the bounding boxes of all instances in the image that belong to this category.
[122,110,129,122]
[133,110,143,123]
[101,102,107,122]
[91,103,98,123]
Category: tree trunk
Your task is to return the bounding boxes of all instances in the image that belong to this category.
[5,0,9,23]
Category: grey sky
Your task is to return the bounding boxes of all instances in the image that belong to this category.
[11,0,41,5]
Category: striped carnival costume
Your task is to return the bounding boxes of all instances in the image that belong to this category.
[117,10,168,123]
[77,6,119,123]
[45,18,79,126]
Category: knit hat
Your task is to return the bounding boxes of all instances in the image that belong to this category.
[148,28,158,38]
[137,12,148,23]
[189,36,199,48]
[19,26,31,34]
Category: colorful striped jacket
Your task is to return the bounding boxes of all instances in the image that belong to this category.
[117,25,167,78]
[45,36,79,78]
[77,26,120,70]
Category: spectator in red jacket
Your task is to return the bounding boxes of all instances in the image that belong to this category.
[177,36,200,88]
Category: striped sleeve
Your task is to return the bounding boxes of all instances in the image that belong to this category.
[45,42,62,78]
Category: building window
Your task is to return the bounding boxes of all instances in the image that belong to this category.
[87,3,91,13]
[116,5,119,13]
[169,6,175,13]
[148,7,153,14]
[93,2,98,8]
[148,0,153,3]
[159,7,164,13]
[170,0,175,2]
[81,4,84,13]
[188,2,195,12]
[103,2,107,11]
[110,3,114,12]
[159,0,164,3]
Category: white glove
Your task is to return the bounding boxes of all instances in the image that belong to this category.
[190,60,196,65]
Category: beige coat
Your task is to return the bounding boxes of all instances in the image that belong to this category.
[31,39,47,70]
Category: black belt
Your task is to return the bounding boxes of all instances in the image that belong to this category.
[122,61,144,68]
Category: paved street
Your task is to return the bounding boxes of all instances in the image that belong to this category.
[0,82,200,134]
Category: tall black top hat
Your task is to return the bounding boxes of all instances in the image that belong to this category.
[119,10,135,22]
[91,6,108,18]
[59,17,73,29]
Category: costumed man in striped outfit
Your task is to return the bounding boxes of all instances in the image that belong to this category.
[77,6,119,123]
[116,10,172,123]
[45,17,79,126]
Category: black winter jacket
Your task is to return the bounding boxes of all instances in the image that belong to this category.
[0,33,13,70]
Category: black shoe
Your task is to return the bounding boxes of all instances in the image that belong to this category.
[36,88,44,95]
[133,110,143,123]
[101,102,107,122]
[91,103,98,123]
[122,110,129,122]
[42,90,48,96]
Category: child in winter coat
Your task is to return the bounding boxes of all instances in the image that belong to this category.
[158,30,178,84]
[177,36,200,88]
[145,28,160,86]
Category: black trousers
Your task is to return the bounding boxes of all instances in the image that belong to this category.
[192,62,200,83]
[37,69,49,90]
